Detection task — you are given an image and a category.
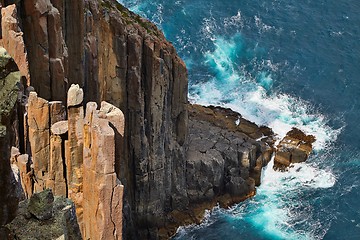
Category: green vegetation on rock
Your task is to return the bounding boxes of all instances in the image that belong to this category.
[0,47,20,137]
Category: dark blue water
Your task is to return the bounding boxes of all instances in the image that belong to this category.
[119,0,360,239]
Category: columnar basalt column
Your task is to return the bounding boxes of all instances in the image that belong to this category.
[83,102,124,240]
[66,84,84,226]
[49,101,66,125]
[16,154,33,199]
[1,4,30,83]
[27,92,50,193]
[47,120,68,196]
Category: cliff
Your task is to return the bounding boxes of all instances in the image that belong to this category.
[0,0,278,239]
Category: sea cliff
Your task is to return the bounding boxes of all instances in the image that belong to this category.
[0,0,314,239]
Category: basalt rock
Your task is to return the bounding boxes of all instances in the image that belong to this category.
[0,1,279,239]
[6,189,82,240]
[15,85,125,239]
[83,101,124,240]
[0,4,30,83]
[274,128,316,171]
[0,46,21,226]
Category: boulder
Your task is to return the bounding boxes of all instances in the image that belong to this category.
[274,128,316,171]
[6,190,82,240]
[27,189,54,220]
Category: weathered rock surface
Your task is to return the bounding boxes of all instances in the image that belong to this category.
[0,1,281,239]
[6,189,82,240]
[22,0,66,101]
[66,84,84,225]
[83,102,124,240]
[274,128,316,171]
[27,189,54,220]
[7,84,125,239]
[0,46,21,225]
[0,4,30,83]
[27,91,50,193]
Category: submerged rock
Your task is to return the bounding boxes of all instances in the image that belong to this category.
[274,128,316,171]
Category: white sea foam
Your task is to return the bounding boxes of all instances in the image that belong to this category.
[189,33,341,239]
[223,11,244,29]
[191,34,340,150]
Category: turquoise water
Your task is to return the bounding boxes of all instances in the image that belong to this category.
[119,1,360,239]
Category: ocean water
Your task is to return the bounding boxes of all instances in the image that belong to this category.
[118,0,360,239]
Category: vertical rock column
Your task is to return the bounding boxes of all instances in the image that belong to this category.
[16,154,33,199]
[47,101,67,196]
[0,48,21,224]
[83,101,124,240]
[27,92,50,193]
[66,84,84,226]
[47,120,68,196]
[1,4,30,83]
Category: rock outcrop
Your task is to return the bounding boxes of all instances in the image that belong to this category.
[0,4,29,83]
[12,85,125,239]
[0,1,281,239]
[0,47,21,225]
[83,101,124,240]
[5,189,82,240]
[274,128,316,171]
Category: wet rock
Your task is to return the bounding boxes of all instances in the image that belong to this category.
[274,128,316,171]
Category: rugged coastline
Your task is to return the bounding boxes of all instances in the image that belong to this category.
[0,0,315,239]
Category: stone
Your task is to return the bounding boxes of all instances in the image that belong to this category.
[6,192,82,240]
[27,189,54,220]
[66,84,84,228]
[274,128,316,171]
[99,101,125,136]
[67,84,83,107]
[51,120,68,135]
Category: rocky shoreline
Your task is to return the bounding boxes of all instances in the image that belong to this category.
[0,0,315,239]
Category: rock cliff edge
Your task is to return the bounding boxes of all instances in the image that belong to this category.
[0,0,314,239]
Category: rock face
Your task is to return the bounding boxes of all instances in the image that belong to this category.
[0,47,21,225]
[0,4,30,83]
[27,92,51,192]
[12,85,125,240]
[0,1,280,239]
[274,128,316,171]
[5,189,82,240]
[83,101,124,240]
[187,104,274,202]
[66,84,84,225]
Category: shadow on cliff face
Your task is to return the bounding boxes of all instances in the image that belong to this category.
[0,48,23,226]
